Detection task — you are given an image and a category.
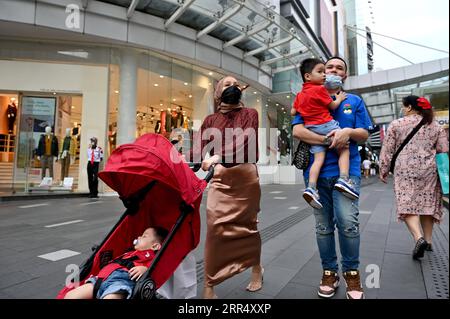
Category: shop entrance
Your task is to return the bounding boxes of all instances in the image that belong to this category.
[0,93,18,193]
[0,91,83,194]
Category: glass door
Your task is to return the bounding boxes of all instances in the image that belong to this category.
[13,94,57,193]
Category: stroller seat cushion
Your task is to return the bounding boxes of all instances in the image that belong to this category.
[87,270,135,299]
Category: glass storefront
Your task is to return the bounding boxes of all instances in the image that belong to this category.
[0,40,111,194]
[107,49,219,157]
[0,39,295,194]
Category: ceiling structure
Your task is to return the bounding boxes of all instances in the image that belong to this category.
[96,0,324,74]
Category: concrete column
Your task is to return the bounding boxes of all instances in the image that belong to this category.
[117,49,138,146]
[258,96,270,165]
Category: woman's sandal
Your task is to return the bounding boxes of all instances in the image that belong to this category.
[203,287,218,299]
[246,268,264,292]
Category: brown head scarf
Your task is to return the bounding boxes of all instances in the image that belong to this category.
[214,76,247,113]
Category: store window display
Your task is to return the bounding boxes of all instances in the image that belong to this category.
[87,136,103,198]
[59,128,77,182]
[6,100,17,134]
[36,126,59,179]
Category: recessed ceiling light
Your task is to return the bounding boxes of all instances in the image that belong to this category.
[173,98,176,101]
[188,95,192,98]
[154,83,159,87]
[253,91,257,94]
[53,92,56,95]
[208,72,213,76]
[159,75,164,78]
[160,103,163,106]
[184,82,188,86]
[114,90,119,94]
[71,106,75,109]
[276,103,279,106]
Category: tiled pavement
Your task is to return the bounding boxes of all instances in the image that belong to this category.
[0,177,447,299]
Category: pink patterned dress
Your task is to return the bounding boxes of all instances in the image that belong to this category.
[379,114,449,223]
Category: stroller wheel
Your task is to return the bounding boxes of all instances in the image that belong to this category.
[134,278,156,300]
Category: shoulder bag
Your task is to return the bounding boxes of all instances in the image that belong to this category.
[389,118,426,173]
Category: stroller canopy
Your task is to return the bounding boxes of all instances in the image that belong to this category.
[99,133,206,206]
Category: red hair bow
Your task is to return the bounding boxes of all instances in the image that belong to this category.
[417,97,432,110]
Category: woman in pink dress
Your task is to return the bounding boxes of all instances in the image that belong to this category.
[379,96,448,260]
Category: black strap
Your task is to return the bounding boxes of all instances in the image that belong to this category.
[112,256,139,270]
[389,118,425,173]
[93,278,103,298]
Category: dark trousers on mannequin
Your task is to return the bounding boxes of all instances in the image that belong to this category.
[87,162,99,197]
[60,156,70,181]
[41,155,54,179]
[8,118,15,134]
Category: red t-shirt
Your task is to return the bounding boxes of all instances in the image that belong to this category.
[97,249,156,279]
[293,82,333,125]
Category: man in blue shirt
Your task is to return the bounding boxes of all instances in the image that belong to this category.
[292,57,373,299]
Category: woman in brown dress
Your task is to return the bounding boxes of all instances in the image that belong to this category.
[379,95,448,260]
[197,76,263,299]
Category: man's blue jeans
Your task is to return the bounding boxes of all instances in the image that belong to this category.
[305,176,361,273]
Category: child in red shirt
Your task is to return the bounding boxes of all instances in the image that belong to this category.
[291,58,359,209]
[64,227,168,299]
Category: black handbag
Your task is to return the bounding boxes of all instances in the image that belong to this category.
[292,140,311,170]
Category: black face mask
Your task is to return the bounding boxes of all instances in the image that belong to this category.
[221,85,242,105]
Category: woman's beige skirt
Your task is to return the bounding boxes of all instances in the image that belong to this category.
[204,163,261,287]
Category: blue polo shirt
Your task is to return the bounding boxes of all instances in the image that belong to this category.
[292,93,373,178]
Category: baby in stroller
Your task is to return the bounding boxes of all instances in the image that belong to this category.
[64,227,168,299]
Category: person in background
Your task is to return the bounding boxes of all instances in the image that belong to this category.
[379,96,448,259]
[87,137,103,198]
[362,158,371,179]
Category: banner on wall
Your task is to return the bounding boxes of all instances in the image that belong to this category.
[17,96,56,168]
[435,110,449,128]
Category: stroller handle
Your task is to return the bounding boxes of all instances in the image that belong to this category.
[189,163,215,183]
[204,164,215,183]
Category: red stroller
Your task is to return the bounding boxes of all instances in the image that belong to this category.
[57,134,213,299]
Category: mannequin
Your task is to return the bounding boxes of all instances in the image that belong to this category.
[37,126,59,179]
[60,128,77,181]
[87,136,103,198]
[7,101,17,134]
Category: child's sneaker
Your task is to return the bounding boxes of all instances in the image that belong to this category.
[334,178,359,200]
[303,188,323,209]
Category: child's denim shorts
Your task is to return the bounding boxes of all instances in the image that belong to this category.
[305,120,340,154]
[86,269,135,299]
